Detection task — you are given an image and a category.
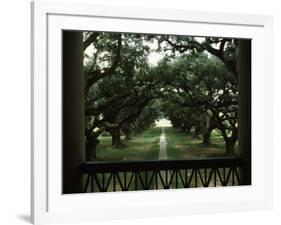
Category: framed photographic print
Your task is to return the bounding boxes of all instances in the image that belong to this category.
[31,1,273,224]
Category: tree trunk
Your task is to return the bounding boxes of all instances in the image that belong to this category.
[184,124,193,136]
[202,128,212,145]
[217,125,238,156]
[110,128,125,148]
[225,139,236,156]
[124,130,132,140]
[85,137,99,161]
[202,114,214,145]
[186,127,191,136]
[192,124,200,139]
[122,124,132,140]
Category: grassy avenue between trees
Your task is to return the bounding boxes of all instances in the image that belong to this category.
[96,126,237,161]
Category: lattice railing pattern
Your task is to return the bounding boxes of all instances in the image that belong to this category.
[80,157,243,192]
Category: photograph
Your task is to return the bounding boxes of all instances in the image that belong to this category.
[25,0,277,223]
[62,31,251,194]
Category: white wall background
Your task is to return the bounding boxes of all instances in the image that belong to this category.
[0,0,280,224]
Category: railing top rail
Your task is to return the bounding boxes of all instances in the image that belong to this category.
[80,157,244,173]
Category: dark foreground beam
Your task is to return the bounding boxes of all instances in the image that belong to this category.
[238,39,252,185]
[63,31,85,194]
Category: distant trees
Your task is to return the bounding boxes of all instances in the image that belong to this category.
[159,53,238,155]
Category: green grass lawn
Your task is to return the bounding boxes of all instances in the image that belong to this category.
[96,126,237,161]
[96,127,161,161]
[164,127,237,159]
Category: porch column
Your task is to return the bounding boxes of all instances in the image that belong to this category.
[63,31,85,193]
[238,39,251,185]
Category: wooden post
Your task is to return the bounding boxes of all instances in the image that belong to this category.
[62,31,85,193]
[238,39,251,185]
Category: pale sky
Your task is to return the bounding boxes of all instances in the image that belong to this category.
[155,118,172,127]
[146,39,165,66]
[84,37,165,66]
[84,35,212,66]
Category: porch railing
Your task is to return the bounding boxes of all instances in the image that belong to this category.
[80,157,243,192]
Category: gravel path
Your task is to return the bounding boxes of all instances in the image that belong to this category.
[158,127,168,159]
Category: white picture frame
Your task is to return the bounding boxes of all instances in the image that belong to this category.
[31,1,273,224]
